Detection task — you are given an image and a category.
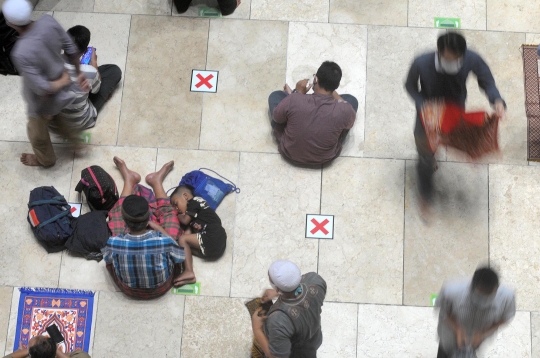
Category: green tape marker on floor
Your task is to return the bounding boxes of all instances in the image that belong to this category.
[171,282,201,295]
[430,293,438,306]
[198,7,221,17]
[434,17,461,29]
[80,132,91,144]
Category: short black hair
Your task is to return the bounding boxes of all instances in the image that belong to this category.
[472,267,499,293]
[67,25,91,54]
[316,61,342,92]
[437,32,467,57]
[170,186,193,200]
[29,337,56,358]
[125,219,148,232]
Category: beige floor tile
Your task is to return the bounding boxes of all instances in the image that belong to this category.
[490,164,540,311]
[230,153,320,298]
[357,304,438,357]
[53,12,131,146]
[35,0,94,12]
[408,0,486,30]
[487,0,540,33]
[319,302,357,358]
[329,0,407,26]
[181,296,252,356]
[532,312,540,357]
[477,311,531,358]
[172,0,251,19]
[286,22,367,157]
[404,161,488,306]
[94,0,172,15]
[364,26,440,160]
[92,291,183,357]
[446,30,527,165]
[59,253,119,292]
[525,33,540,44]
[250,0,329,22]
[0,76,27,142]
[199,19,288,152]
[319,157,404,304]
[0,287,13,355]
[157,148,240,297]
[118,16,208,148]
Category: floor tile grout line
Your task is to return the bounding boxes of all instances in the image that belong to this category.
[402,160,407,306]
[355,303,359,358]
[317,165,323,274]
[114,15,133,146]
[198,18,211,151]
[228,152,242,298]
[530,311,533,357]
[363,26,368,156]
[179,297,186,357]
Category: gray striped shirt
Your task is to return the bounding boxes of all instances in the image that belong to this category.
[58,62,101,129]
[435,278,515,354]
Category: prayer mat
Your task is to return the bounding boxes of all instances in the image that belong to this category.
[13,287,95,353]
[521,45,540,161]
[245,298,274,358]
[420,100,499,159]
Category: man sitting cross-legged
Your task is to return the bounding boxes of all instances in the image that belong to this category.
[102,157,185,299]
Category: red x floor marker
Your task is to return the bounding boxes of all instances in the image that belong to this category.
[305,214,334,239]
[195,73,214,89]
[310,218,329,235]
[190,70,219,93]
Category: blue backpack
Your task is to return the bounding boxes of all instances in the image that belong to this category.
[177,168,240,210]
[27,186,74,253]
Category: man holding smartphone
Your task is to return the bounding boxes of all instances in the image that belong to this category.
[57,25,122,131]
[3,335,91,358]
[2,0,90,167]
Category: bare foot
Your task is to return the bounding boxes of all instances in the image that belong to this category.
[145,160,174,186]
[20,153,43,167]
[113,156,141,183]
[173,270,196,287]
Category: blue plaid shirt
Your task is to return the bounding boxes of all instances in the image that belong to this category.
[102,231,185,289]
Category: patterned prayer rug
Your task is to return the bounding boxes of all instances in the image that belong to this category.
[13,287,95,353]
[521,45,540,161]
[245,298,274,358]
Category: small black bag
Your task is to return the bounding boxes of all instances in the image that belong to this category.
[65,210,110,261]
[75,166,119,211]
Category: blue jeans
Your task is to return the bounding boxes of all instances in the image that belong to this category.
[268,91,358,143]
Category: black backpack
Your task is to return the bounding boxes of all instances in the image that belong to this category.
[0,12,19,76]
[65,210,110,261]
[27,186,74,253]
[75,166,119,211]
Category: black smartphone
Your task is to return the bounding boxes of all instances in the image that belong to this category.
[46,324,64,344]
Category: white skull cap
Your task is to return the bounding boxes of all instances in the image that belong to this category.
[268,260,301,293]
[2,0,32,26]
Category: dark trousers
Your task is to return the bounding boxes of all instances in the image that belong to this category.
[414,113,436,202]
[268,90,359,144]
[437,344,449,358]
[174,0,238,15]
[88,64,122,114]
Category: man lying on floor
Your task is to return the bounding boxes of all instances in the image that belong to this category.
[101,157,185,299]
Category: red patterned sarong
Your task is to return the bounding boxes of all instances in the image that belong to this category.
[107,184,182,240]
[420,100,500,159]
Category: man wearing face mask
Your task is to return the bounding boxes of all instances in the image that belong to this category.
[251,260,327,358]
[405,32,506,210]
[435,267,516,358]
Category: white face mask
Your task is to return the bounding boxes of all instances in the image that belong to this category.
[437,55,463,75]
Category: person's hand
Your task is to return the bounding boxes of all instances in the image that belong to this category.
[283,83,292,94]
[471,332,484,349]
[60,70,71,87]
[295,79,311,94]
[261,288,279,303]
[455,326,467,349]
[90,47,98,68]
[251,308,267,330]
[494,99,505,120]
[77,72,90,92]
[147,221,162,231]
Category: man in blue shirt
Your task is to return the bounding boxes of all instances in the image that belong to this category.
[405,32,506,213]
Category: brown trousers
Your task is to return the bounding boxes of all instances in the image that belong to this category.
[27,115,80,167]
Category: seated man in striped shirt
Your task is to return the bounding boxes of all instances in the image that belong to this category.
[435,267,516,357]
[102,158,185,299]
[56,25,122,131]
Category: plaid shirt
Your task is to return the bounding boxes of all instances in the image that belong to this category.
[102,231,185,289]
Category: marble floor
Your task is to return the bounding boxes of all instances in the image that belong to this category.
[0,0,539,357]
